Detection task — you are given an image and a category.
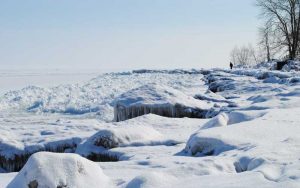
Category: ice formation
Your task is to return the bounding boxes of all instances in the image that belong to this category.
[114,84,214,121]
[1,67,300,187]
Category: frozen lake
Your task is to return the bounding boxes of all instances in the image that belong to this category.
[0,69,128,95]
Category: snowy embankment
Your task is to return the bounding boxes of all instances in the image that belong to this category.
[1,68,300,187]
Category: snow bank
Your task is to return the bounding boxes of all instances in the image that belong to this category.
[7,152,111,188]
[114,84,214,121]
[186,110,268,155]
[76,124,176,160]
[185,108,300,183]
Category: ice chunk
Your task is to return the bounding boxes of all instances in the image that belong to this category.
[114,84,213,121]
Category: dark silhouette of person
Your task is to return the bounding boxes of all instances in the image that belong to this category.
[230,62,233,70]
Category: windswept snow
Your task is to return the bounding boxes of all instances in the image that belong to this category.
[1,68,300,187]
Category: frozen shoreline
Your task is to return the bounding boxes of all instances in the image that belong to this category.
[1,68,300,187]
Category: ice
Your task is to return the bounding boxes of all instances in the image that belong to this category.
[0,71,206,122]
[114,84,214,121]
[0,116,102,172]
[7,152,112,188]
[1,68,300,187]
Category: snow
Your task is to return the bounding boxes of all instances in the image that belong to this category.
[114,84,214,121]
[76,123,178,160]
[0,71,205,122]
[125,172,178,188]
[185,107,300,184]
[7,152,111,188]
[1,68,300,187]
[201,112,229,129]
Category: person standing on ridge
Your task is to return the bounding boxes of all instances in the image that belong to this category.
[230,62,233,70]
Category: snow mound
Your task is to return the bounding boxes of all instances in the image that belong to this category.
[7,152,111,188]
[186,110,268,156]
[201,111,266,130]
[114,84,214,121]
[76,124,176,160]
[185,135,236,156]
[201,113,229,129]
[226,111,267,125]
[125,171,178,188]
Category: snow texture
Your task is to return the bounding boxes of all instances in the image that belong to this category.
[1,67,300,188]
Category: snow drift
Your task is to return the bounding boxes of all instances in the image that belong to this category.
[114,84,215,121]
[7,152,111,188]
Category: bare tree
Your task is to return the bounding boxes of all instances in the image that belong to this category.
[256,0,300,60]
[230,44,258,65]
[259,24,272,62]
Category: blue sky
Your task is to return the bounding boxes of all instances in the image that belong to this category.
[0,0,259,70]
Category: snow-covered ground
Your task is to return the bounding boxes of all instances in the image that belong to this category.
[1,68,300,187]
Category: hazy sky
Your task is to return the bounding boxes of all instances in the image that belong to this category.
[0,0,259,70]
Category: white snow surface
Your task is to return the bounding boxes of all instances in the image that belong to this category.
[7,152,111,188]
[1,68,300,187]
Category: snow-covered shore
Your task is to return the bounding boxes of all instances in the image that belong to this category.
[1,68,300,187]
